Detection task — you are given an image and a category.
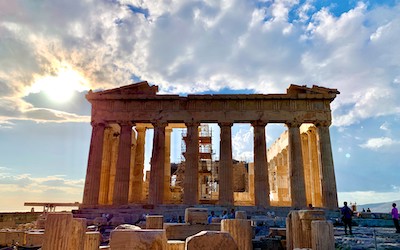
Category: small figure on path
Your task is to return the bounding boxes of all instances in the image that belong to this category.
[228,208,235,219]
[391,203,400,233]
[221,210,228,219]
[341,201,353,235]
[367,208,371,212]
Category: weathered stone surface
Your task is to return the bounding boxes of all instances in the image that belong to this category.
[185,208,208,225]
[221,219,252,250]
[0,230,25,246]
[146,215,164,229]
[25,231,44,246]
[311,220,334,250]
[288,210,325,249]
[164,223,220,240]
[69,218,86,250]
[185,231,238,250]
[110,229,167,250]
[84,231,101,250]
[42,213,73,250]
[166,240,185,250]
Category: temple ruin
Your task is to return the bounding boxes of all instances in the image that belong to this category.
[82,81,339,209]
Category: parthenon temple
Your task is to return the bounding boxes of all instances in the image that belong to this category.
[82,81,339,210]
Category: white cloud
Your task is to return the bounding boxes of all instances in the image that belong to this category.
[359,137,399,150]
[232,125,254,162]
[0,1,399,128]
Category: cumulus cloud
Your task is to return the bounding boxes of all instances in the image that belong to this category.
[359,137,400,150]
[0,0,400,128]
[232,125,254,162]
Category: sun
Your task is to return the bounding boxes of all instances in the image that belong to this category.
[31,67,89,103]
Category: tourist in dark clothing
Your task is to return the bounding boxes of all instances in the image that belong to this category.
[341,201,353,235]
[391,203,400,233]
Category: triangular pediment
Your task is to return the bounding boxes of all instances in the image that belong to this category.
[94,81,158,96]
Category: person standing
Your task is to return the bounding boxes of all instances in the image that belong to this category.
[391,203,400,233]
[341,201,353,235]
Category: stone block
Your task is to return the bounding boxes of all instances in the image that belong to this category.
[0,231,6,246]
[69,218,87,250]
[42,213,72,250]
[184,208,208,225]
[146,215,164,229]
[25,231,44,246]
[269,227,286,237]
[164,223,220,240]
[5,231,25,246]
[167,240,185,250]
[110,229,167,250]
[185,231,238,250]
[221,219,252,250]
[311,220,334,250]
[84,231,101,250]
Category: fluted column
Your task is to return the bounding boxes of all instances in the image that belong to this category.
[128,130,137,203]
[113,122,133,205]
[107,131,120,204]
[98,126,113,205]
[83,121,106,206]
[316,121,338,209]
[308,127,322,207]
[301,133,312,206]
[287,121,307,208]
[252,121,270,207]
[164,127,172,203]
[218,122,234,206]
[131,126,146,203]
[149,121,167,205]
[183,122,199,205]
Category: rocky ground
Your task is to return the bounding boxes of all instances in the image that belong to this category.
[334,226,400,249]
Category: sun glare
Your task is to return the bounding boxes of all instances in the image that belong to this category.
[31,67,89,103]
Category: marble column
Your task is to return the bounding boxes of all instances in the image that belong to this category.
[128,130,137,203]
[316,121,338,209]
[301,133,313,206]
[107,131,119,204]
[98,126,113,205]
[83,121,106,206]
[113,122,133,205]
[164,127,172,203]
[252,121,270,207]
[218,122,234,206]
[149,121,167,205]
[131,126,146,203]
[183,122,199,205]
[308,127,322,207]
[287,121,307,209]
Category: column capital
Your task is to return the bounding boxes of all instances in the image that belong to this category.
[117,120,134,127]
[286,120,303,128]
[218,122,233,127]
[151,120,168,128]
[135,126,147,133]
[314,120,331,127]
[251,120,268,127]
[184,121,200,127]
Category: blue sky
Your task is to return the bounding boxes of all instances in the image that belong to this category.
[1,0,400,211]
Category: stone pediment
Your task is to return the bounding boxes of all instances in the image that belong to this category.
[88,81,158,98]
[287,84,340,99]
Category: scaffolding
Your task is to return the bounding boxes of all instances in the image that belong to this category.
[179,124,218,201]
